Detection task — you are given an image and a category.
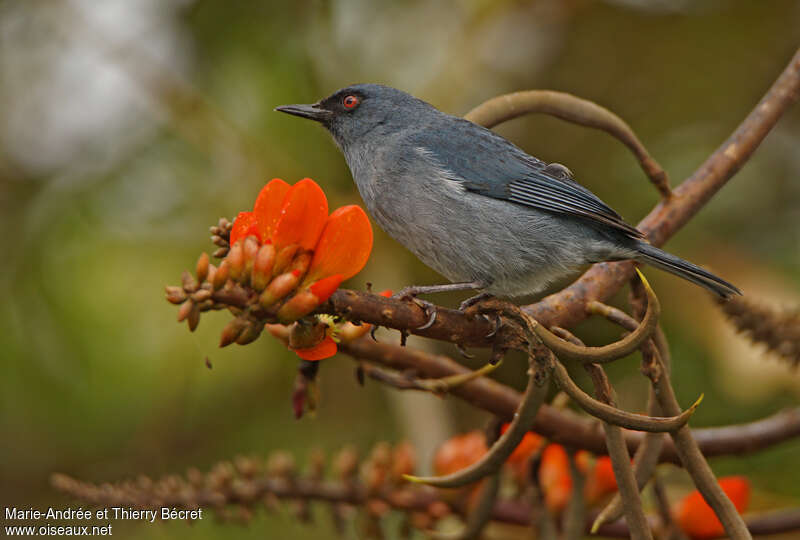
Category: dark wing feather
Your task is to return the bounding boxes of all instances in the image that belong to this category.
[411,117,643,239]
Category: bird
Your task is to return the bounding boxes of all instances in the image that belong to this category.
[276,84,740,313]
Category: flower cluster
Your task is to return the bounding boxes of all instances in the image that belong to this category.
[166,178,374,355]
[224,178,372,324]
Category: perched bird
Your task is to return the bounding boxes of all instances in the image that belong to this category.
[276,84,740,308]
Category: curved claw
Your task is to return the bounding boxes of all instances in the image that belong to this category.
[485,314,502,339]
[391,289,439,330]
[459,292,493,312]
[416,301,438,330]
[370,325,379,342]
[456,343,474,359]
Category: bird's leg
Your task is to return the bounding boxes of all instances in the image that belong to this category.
[459,292,494,312]
[392,282,483,330]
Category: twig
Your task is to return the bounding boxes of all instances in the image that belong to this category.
[652,476,689,540]
[627,280,751,540]
[404,340,552,488]
[591,381,665,530]
[562,449,587,540]
[552,360,700,433]
[585,362,653,539]
[522,269,660,363]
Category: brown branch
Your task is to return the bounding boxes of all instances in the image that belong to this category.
[338,337,800,463]
[51,470,800,538]
[624,279,751,539]
[552,360,699,433]
[404,339,552,488]
[585,362,653,539]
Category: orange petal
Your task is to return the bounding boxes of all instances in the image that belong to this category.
[676,476,750,539]
[501,422,543,465]
[540,444,572,513]
[584,456,617,504]
[305,205,373,283]
[309,274,344,304]
[230,211,259,246]
[293,336,337,361]
[253,178,291,241]
[433,431,487,477]
[272,178,329,250]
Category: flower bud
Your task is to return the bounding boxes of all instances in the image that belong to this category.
[165,286,186,305]
[265,323,290,343]
[273,244,300,275]
[181,270,198,293]
[177,300,194,322]
[212,260,230,290]
[220,317,248,347]
[288,251,312,281]
[187,303,201,332]
[288,320,327,350]
[193,288,212,302]
[242,235,260,280]
[236,320,264,345]
[196,252,210,283]
[338,321,372,343]
[227,240,245,282]
[251,244,276,291]
[259,270,302,308]
[276,289,321,323]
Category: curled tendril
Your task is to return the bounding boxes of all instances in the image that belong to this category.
[533,269,660,363]
[403,338,553,488]
[552,361,702,433]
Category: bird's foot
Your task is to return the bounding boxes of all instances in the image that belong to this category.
[392,287,438,330]
[459,292,504,340]
[459,292,494,312]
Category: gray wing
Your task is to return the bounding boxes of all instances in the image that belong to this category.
[411,117,643,239]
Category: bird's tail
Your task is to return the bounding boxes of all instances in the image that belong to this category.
[634,242,741,299]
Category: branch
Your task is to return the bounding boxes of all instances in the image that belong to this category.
[338,338,800,462]
[51,469,800,538]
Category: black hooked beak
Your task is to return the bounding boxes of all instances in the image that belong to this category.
[274,102,332,122]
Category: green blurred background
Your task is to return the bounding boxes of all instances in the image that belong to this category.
[1,0,799,538]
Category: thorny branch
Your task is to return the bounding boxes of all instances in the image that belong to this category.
[52,455,800,538]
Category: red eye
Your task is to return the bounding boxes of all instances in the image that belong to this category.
[343,95,359,109]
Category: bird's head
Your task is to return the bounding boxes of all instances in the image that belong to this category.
[275,84,435,146]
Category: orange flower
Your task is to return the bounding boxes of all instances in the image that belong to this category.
[502,423,545,466]
[540,444,572,513]
[581,454,618,505]
[676,476,750,539]
[225,177,373,331]
[433,431,488,477]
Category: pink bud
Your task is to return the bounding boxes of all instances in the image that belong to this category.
[251,244,276,291]
[259,271,302,308]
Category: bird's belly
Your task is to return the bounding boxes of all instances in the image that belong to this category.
[363,183,593,297]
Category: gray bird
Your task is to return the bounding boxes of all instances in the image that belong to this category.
[276,84,740,310]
